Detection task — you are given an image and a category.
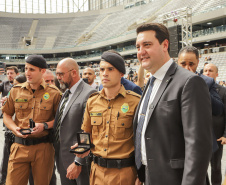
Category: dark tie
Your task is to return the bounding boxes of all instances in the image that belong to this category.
[55,89,71,142]
[135,76,156,169]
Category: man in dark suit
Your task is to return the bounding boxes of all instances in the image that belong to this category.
[54,58,96,185]
[134,23,212,185]
[177,46,224,117]
[203,63,226,185]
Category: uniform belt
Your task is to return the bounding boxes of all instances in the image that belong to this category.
[14,135,51,146]
[93,155,135,169]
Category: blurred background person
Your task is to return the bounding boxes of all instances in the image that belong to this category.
[203,63,226,185]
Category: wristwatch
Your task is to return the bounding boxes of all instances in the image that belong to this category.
[74,160,81,166]
[42,122,48,130]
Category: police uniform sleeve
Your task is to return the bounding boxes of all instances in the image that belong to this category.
[1,89,15,116]
[81,99,92,133]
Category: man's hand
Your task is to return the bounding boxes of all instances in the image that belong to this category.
[71,143,90,158]
[66,162,82,180]
[13,127,28,138]
[31,123,44,135]
[217,137,226,145]
[1,96,8,107]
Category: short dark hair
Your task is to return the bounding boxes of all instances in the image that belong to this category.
[136,23,170,52]
[178,46,199,59]
[6,66,19,74]
[14,74,26,83]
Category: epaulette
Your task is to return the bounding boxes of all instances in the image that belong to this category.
[13,84,23,88]
[126,90,141,98]
[89,91,100,98]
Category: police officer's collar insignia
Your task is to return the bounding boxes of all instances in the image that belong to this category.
[121,103,129,113]
[43,92,50,100]
[90,112,102,117]
[15,99,28,103]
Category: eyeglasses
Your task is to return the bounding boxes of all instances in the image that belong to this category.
[56,69,74,78]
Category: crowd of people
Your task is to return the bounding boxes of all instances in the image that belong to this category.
[0,23,225,185]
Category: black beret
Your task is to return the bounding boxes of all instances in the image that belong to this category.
[26,55,48,69]
[101,51,125,74]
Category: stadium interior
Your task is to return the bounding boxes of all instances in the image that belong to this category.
[0,0,225,81]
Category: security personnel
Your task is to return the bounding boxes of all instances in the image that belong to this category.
[72,51,140,185]
[2,55,61,185]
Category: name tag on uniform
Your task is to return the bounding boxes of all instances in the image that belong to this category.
[15,99,28,103]
[90,112,102,117]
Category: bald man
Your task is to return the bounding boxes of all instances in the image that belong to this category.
[82,68,98,90]
[204,63,226,185]
[43,69,55,85]
[54,58,96,185]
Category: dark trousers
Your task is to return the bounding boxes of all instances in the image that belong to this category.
[55,142,89,185]
[0,142,9,183]
[210,142,223,185]
[29,164,57,185]
[0,127,10,183]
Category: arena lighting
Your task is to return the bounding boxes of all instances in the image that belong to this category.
[207,22,212,25]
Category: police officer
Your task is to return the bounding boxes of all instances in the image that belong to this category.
[2,55,61,185]
[72,51,140,185]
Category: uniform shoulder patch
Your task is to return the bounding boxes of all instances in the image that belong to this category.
[126,90,141,98]
[13,83,23,88]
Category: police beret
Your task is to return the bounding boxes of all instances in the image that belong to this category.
[26,55,48,69]
[101,51,126,74]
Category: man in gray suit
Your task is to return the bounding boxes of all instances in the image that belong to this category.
[134,23,212,185]
[203,63,226,185]
[54,58,96,185]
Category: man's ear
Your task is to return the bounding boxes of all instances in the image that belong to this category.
[162,39,169,52]
[41,69,46,74]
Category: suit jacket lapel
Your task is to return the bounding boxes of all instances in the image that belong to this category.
[61,81,84,123]
[146,62,177,124]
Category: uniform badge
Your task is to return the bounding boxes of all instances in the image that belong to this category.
[90,112,102,117]
[15,99,28,102]
[121,103,129,113]
[43,92,50,100]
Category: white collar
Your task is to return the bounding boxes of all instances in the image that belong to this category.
[151,58,173,81]
[69,78,82,94]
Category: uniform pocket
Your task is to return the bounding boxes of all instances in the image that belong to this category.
[15,102,29,119]
[90,116,103,138]
[114,112,133,140]
[39,103,52,121]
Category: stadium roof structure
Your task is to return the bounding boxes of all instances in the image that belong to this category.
[0,0,225,56]
[0,0,89,14]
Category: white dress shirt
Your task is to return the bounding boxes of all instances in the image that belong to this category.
[138,59,173,165]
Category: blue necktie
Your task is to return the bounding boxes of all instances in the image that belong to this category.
[135,76,156,169]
